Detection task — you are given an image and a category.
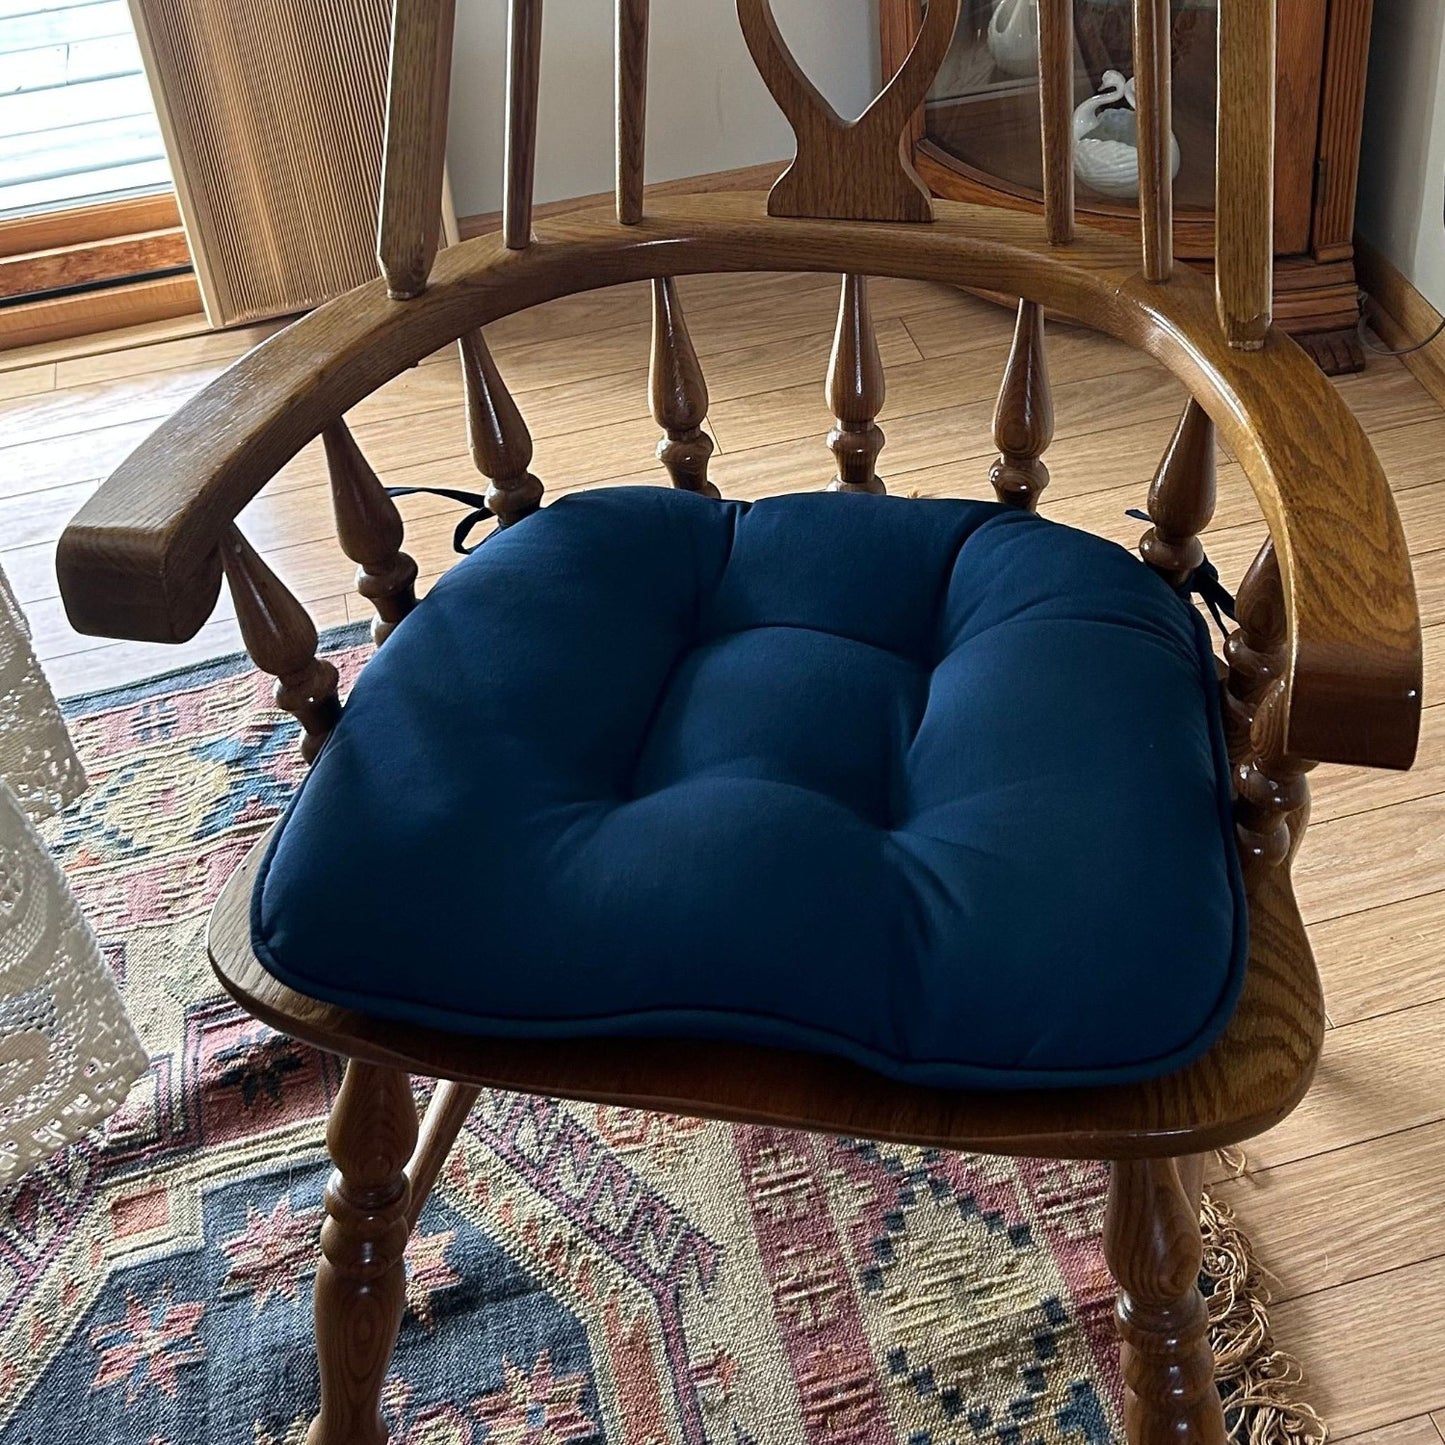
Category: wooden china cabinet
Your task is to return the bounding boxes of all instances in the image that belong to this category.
[882,0,1374,372]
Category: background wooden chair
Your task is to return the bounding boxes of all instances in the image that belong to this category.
[56,2,1421,1444]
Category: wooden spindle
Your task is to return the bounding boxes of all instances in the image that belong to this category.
[1104,1158,1227,1445]
[1223,538,1285,758]
[1138,399,1216,587]
[616,0,648,225]
[323,421,418,645]
[1216,0,1276,348]
[1234,677,1316,867]
[459,330,544,526]
[1132,0,1173,281]
[378,0,457,298]
[990,299,1053,510]
[1038,0,1075,245]
[650,277,719,496]
[826,274,886,494]
[405,1082,481,1230]
[503,0,544,249]
[219,526,341,763]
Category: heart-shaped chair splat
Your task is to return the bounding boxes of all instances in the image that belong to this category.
[736,0,961,222]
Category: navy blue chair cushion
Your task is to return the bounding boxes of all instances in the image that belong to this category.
[252,488,1247,1089]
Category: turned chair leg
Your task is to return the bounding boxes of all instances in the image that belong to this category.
[309,1061,419,1445]
[1103,1157,1225,1445]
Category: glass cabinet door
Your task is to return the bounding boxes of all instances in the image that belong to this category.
[924,0,1218,216]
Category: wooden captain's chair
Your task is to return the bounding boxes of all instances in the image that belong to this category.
[57,3,1421,1444]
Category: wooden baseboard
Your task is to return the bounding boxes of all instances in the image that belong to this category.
[1356,237,1445,408]
[457,160,785,239]
[0,275,203,357]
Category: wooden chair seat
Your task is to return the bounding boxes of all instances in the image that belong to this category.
[212,826,1320,1161]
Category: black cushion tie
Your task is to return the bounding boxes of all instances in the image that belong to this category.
[386,486,494,554]
[1126,509,1237,639]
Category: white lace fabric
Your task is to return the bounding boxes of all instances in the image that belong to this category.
[0,564,147,1187]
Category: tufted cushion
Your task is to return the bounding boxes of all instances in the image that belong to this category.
[252,488,1247,1089]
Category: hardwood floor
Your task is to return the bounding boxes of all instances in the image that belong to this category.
[2,273,1443,1438]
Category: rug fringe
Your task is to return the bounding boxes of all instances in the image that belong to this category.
[1201,1189,1328,1445]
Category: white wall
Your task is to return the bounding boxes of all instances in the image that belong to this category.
[1357,0,1445,310]
[446,0,881,220]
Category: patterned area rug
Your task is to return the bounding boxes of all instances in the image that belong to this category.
[1,629,1318,1444]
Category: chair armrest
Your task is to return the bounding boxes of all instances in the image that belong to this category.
[1129,276,1423,771]
[57,292,401,645]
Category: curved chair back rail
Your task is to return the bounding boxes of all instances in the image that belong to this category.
[57,194,1421,771]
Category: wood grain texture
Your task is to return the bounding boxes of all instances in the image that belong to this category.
[1216,0,1277,348]
[649,277,718,495]
[1104,1158,1226,1445]
[463,161,787,241]
[217,526,342,763]
[209,836,1324,1160]
[1138,399,1215,585]
[1210,1119,1445,1302]
[404,1081,480,1230]
[1310,890,1445,1027]
[0,276,202,354]
[1294,792,1445,928]
[1269,1254,1445,1437]
[1358,237,1445,415]
[825,274,887,493]
[0,365,55,402]
[1131,0,1173,282]
[379,0,458,298]
[459,330,544,526]
[615,0,649,225]
[1038,0,1075,246]
[503,0,544,250]
[736,0,960,222]
[1235,677,1318,866]
[323,421,419,644]
[1332,1421,1445,1445]
[308,1061,416,1445]
[0,231,191,303]
[1222,997,1445,1179]
[53,193,1422,769]
[0,194,182,257]
[990,299,1053,509]
[1223,540,1285,757]
[1269,0,1327,256]
[132,0,393,323]
[878,0,924,151]
[1311,0,1374,260]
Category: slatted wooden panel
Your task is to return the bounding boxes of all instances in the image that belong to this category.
[129,0,393,325]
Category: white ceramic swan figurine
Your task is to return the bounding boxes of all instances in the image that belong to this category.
[987,0,1039,78]
[1072,69,1182,201]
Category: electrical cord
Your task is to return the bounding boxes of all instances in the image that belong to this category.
[1357,287,1445,357]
